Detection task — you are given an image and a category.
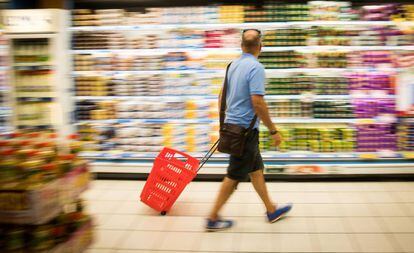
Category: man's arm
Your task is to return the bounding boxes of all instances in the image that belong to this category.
[251,95,277,132]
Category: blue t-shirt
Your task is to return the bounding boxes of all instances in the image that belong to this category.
[224,53,265,129]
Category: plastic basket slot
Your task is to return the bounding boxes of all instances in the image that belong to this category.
[144,190,168,210]
[166,163,183,175]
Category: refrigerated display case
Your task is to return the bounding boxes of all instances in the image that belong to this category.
[2,9,73,137]
[67,4,414,178]
[0,28,11,133]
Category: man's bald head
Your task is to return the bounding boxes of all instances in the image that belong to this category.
[241,29,262,55]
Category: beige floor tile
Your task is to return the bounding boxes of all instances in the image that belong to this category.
[286,203,313,217]
[164,215,205,232]
[325,183,365,192]
[270,217,312,233]
[113,201,155,215]
[382,217,414,233]
[361,183,390,192]
[236,233,275,252]
[341,203,375,217]
[82,189,105,201]
[133,215,169,231]
[239,203,267,217]
[98,190,139,201]
[355,234,397,252]
[334,192,367,203]
[86,201,120,215]
[394,234,414,253]
[279,234,317,252]
[347,217,386,233]
[85,249,113,253]
[266,182,310,192]
[395,191,414,202]
[237,216,272,233]
[157,231,202,251]
[93,230,126,249]
[197,232,238,252]
[372,203,408,216]
[383,182,414,192]
[92,214,111,228]
[364,192,397,203]
[312,217,348,233]
[101,214,137,230]
[118,231,165,250]
[302,192,335,204]
[317,234,356,252]
[404,203,414,216]
[308,204,344,217]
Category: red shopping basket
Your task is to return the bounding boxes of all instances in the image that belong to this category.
[140,142,218,215]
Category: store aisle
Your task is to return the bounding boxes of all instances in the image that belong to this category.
[84,180,414,253]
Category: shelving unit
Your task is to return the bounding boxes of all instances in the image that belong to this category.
[3,9,73,137]
[69,5,414,178]
[0,29,11,133]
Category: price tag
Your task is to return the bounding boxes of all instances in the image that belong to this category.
[403,152,414,159]
[356,118,375,124]
[359,153,378,159]
[300,92,315,103]
[376,114,397,123]
[378,150,397,158]
[371,90,388,98]
[350,90,368,99]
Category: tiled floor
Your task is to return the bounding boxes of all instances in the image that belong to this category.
[84,180,414,253]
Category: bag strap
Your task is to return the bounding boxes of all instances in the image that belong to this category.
[219,63,231,127]
[220,62,257,130]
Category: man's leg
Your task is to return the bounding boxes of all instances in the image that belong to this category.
[249,169,276,213]
[208,176,238,220]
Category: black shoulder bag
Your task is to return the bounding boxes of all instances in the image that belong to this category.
[217,63,257,157]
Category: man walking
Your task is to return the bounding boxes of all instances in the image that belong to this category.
[205,29,292,231]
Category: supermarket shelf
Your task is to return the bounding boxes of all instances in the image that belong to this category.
[75,95,217,100]
[74,95,356,100]
[69,21,414,31]
[71,45,414,55]
[13,62,52,67]
[73,67,403,76]
[0,126,13,133]
[72,70,217,75]
[75,118,215,124]
[275,118,355,123]
[74,117,396,125]
[80,150,414,161]
[71,48,240,54]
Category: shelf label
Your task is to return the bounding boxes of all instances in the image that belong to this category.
[403,152,414,159]
[359,153,378,159]
[376,114,397,123]
[377,150,398,158]
[2,10,59,33]
[355,118,375,124]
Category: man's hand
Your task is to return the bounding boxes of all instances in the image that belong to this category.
[271,132,283,147]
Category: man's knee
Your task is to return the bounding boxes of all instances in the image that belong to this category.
[249,168,263,179]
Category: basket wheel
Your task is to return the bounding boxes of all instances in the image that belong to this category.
[161,211,167,216]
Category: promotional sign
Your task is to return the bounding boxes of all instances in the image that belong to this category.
[396,69,414,115]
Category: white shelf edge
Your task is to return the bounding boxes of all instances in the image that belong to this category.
[69,21,414,31]
[71,46,414,55]
[74,94,395,101]
[74,95,217,100]
[73,116,399,125]
[72,67,403,76]
[80,150,412,160]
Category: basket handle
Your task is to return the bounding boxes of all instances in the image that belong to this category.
[198,138,219,172]
[159,147,199,169]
